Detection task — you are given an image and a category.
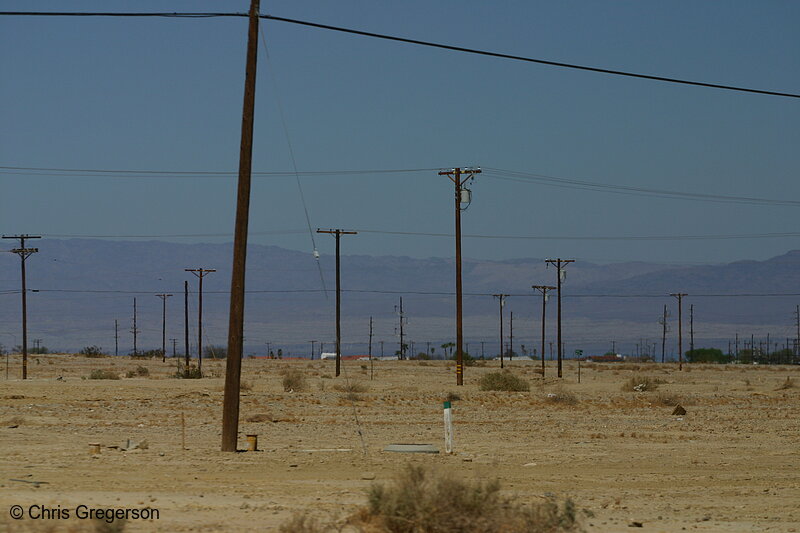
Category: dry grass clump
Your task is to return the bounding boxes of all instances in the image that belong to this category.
[652,392,681,406]
[357,464,580,533]
[545,389,578,405]
[3,416,25,426]
[479,371,530,392]
[621,375,664,392]
[88,369,120,380]
[775,377,795,390]
[282,370,307,392]
[125,366,149,378]
[445,391,461,402]
[333,381,369,393]
[240,380,253,392]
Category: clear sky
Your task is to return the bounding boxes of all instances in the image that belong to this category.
[2,1,799,265]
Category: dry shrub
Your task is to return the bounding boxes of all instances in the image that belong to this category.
[333,381,369,393]
[89,369,120,380]
[479,371,529,392]
[278,512,328,533]
[776,377,795,390]
[125,366,149,378]
[240,380,253,391]
[446,392,461,402]
[652,392,681,406]
[621,375,663,392]
[359,464,579,533]
[546,389,577,405]
[3,416,25,426]
[282,369,307,392]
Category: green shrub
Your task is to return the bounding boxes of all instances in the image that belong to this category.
[174,365,202,379]
[89,369,120,380]
[479,371,529,392]
[79,345,106,357]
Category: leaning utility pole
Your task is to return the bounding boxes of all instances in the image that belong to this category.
[2,234,40,379]
[221,0,260,453]
[545,258,574,378]
[185,268,216,374]
[670,293,687,370]
[131,298,139,356]
[316,228,357,376]
[532,285,556,378]
[493,294,508,368]
[156,293,173,362]
[439,167,480,385]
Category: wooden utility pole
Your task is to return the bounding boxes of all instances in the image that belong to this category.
[368,316,373,380]
[659,305,668,363]
[532,285,556,378]
[156,293,173,362]
[670,293,687,370]
[316,229,357,376]
[186,268,216,374]
[545,258,574,378]
[171,338,177,358]
[439,167,480,385]
[492,294,508,368]
[114,319,119,357]
[309,340,317,360]
[221,0,260,453]
[184,280,190,370]
[2,234,39,379]
[509,311,514,361]
[395,297,406,360]
[131,298,139,356]
[689,304,694,357]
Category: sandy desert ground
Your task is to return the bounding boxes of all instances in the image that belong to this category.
[1,354,798,532]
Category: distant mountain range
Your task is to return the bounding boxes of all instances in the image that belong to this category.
[1,240,798,357]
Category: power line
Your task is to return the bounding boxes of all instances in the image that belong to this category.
[258,14,800,99]
[0,165,437,177]
[483,168,800,208]
[1,12,798,98]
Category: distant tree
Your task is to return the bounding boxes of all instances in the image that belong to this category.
[441,342,455,358]
[686,347,730,364]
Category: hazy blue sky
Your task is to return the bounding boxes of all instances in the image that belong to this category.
[2,1,799,264]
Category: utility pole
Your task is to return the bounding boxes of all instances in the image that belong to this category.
[532,285,556,378]
[659,305,668,363]
[3,234,40,379]
[369,317,374,379]
[439,167,481,386]
[184,280,190,370]
[689,304,694,357]
[131,298,139,356]
[316,228,357,376]
[171,338,177,358]
[493,294,508,368]
[185,268,216,374]
[309,340,317,360]
[481,341,485,359]
[509,311,514,361]
[114,319,119,357]
[222,0,260,453]
[156,293,173,363]
[380,340,384,357]
[394,296,407,360]
[670,293,687,370]
[545,258,574,378]
[795,305,800,357]
[735,332,739,363]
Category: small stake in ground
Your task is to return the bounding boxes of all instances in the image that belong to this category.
[443,401,454,454]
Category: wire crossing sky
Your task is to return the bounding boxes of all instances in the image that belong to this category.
[1,1,798,264]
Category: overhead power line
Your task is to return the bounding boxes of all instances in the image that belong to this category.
[1,11,798,99]
[27,288,800,298]
[37,229,800,242]
[5,164,799,208]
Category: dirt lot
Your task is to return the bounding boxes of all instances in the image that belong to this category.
[0,354,798,532]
